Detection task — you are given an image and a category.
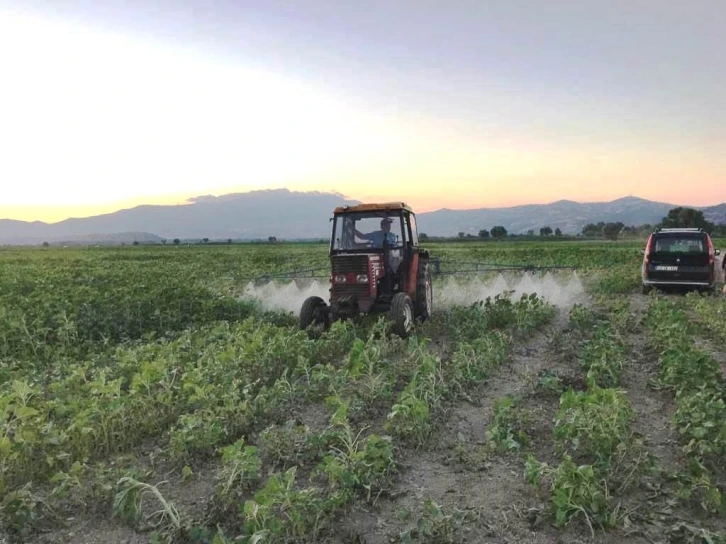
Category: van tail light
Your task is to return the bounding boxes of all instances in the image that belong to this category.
[642,234,652,279]
[707,236,715,265]
[644,234,653,266]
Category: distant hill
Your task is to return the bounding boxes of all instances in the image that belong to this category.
[704,203,726,226]
[0,190,724,245]
[0,190,361,245]
[418,196,726,236]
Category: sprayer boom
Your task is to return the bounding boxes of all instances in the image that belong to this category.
[247,258,578,285]
[244,202,586,338]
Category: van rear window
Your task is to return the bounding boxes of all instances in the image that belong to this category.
[654,237,705,253]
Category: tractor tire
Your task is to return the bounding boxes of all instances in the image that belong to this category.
[415,260,433,321]
[390,292,414,338]
[300,296,328,331]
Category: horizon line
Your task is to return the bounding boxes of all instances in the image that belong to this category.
[2,189,725,225]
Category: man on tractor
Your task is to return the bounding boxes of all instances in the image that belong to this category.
[355,217,397,248]
[355,217,402,290]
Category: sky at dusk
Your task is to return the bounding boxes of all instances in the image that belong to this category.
[1,1,725,222]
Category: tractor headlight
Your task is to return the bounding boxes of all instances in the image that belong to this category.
[334,274,347,283]
[356,274,368,283]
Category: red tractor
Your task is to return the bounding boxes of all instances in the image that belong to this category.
[299,202,432,337]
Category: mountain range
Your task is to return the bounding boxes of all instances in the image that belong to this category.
[1,190,725,245]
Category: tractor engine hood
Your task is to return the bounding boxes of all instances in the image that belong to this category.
[330,253,383,313]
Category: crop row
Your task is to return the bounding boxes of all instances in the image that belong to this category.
[387,294,555,448]
[219,294,555,543]
[645,298,726,514]
[524,304,643,534]
[686,293,726,346]
[0,293,555,542]
[0,317,360,538]
[0,267,280,370]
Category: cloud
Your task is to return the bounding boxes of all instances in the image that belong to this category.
[0,11,406,207]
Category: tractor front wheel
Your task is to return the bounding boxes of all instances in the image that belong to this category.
[415,260,433,321]
[300,296,328,332]
[390,292,414,338]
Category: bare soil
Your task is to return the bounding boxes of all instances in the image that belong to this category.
[29,520,147,544]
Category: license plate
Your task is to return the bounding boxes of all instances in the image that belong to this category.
[655,265,678,271]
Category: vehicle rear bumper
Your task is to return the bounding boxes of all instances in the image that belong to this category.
[642,279,712,287]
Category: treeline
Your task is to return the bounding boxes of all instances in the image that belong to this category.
[581,222,649,240]
[425,207,726,242]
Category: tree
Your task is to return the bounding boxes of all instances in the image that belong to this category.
[659,207,714,232]
[42,241,49,247]
[555,228,562,236]
[202,238,209,244]
[526,229,534,236]
[132,240,140,246]
[419,233,429,240]
[491,226,508,239]
[478,229,490,238]
[582,223,603,237]
[268,236,277,243]
[458,232,465,238]
[227,238,232,244]
[161,239,167,245]
[540,226,553,236]
[603,222,625,240]
[173,238,180,245]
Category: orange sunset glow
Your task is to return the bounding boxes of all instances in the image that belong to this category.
[1,4,724,224]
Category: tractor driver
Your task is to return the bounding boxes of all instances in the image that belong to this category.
[355,218,397,248]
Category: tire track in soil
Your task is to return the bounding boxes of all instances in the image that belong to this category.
[326,308,649,544]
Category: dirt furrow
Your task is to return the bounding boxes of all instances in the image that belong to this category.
[330,309,585,544]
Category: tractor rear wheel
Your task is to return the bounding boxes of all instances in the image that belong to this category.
[390,292,414,338]
[300,296,328,332]
[415,260,433,321]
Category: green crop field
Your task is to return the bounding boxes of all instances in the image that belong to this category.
[1,240,725,543]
